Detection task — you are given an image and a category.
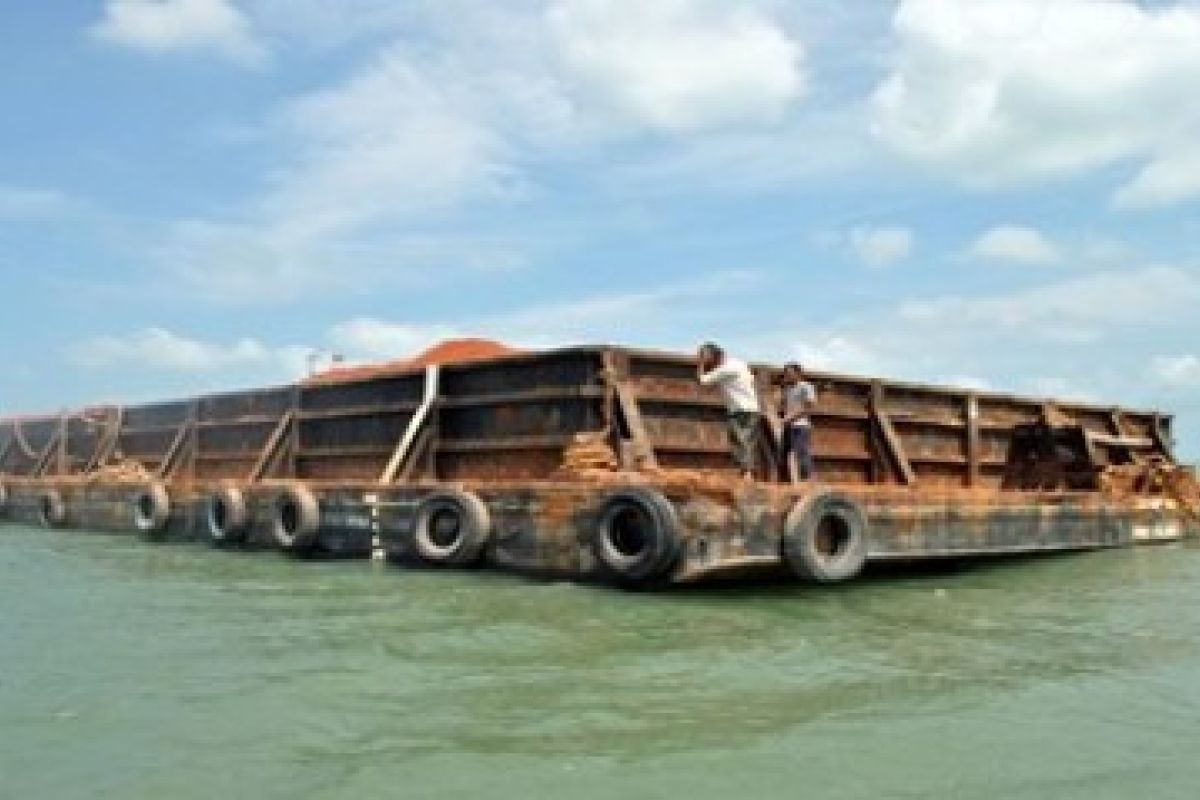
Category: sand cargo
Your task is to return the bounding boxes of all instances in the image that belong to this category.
[1,341,1197,587]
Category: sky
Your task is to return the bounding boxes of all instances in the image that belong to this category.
[1,0,1198,458]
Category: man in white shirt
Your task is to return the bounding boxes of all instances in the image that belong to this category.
[697,342,761,481]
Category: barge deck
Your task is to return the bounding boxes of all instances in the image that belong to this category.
[1,344,1196,587]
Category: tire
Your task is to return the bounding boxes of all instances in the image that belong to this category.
[783,490,869,583]
[133,482,172,536]
[271,483,321,552]
[413,489,492,566]
[207,484,249,545]
[39,490,67,529]
[592,488,681,584]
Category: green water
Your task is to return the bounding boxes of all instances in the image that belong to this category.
[2,526,1199,799]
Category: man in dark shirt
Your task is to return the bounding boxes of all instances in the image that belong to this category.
[779,363,817,482]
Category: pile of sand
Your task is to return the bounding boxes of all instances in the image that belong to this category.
[557,433,619,475]
[85,458,154,484]
[307,338,523,385]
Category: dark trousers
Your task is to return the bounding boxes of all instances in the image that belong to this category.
[727,412,760,473]
[784,424,814,480]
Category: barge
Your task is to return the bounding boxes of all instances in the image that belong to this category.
[1,342,1197,587]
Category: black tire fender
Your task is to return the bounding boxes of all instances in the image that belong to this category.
[133,482,172,536]
[207,483,249,545]
[271,483,321,552]
[783,489,869,583]
[413,488,492,566]
[39,489,67,529]
[592,487,681,584]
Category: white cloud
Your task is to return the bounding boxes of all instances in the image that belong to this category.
[1114,146,1200,210]
[872,0,1200,207]
[124,2,820,301]
[1022,376,1097,404]
[93,0,266,65]
[67,269,764,380]
[1150,354,1200,388]
[326,270,767,366]
[966,224,1061,264]
[788,334,881,374]
[850,225,914,268]
[68,327,277,371]
[548,0,805,132]
[476,268,764,347]
[163,44,521,298]
[898,265,1200,344]
[329,319,460,362]
[742,263,1200,409]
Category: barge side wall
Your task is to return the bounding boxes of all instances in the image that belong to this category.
[0,346,1175,490]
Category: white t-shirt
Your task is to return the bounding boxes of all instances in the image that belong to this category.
[700,357,760,414]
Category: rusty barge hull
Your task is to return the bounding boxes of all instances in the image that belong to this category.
[0,345,1192,586]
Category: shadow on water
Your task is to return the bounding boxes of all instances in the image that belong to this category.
[4,523,1200,770]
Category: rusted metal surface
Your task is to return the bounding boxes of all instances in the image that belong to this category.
[2,345,1175,489]
[0,343,1194,586]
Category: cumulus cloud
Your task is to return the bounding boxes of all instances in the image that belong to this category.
[548,0,805,132]
[1150,354,1200,387]
[748,262,1200,409]
[159,2,814,301]
[329,319,460,362]
[164,44,521,298]
[67,327,277,371]
[320,270,766,361]
[850,225,914,268]
[898,265,1200,344]
[1114,146,1200,210]
[872,0,1200,207]
[966,225,1060,264]
[92,0,266,65]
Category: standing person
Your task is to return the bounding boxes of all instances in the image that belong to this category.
[779,363,817,482]
[697,343,761,481]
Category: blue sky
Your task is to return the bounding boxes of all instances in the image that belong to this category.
[1,0,1199,458]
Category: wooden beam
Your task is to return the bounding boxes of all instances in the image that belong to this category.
[602,351,658,471]
[965,393,981,487]
[380,365,441,484]
[870,382,916,486]
[248,411,294,483]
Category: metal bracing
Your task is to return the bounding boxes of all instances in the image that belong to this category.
[602,351,659,471]
[380,365,441,484]
[754,370,786,483]
[30,420,63,479]
[248,410,295,483]
[158,407,197,480]
[870,382,916,485]
[965,394,981,487]
[85,408,123,473]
